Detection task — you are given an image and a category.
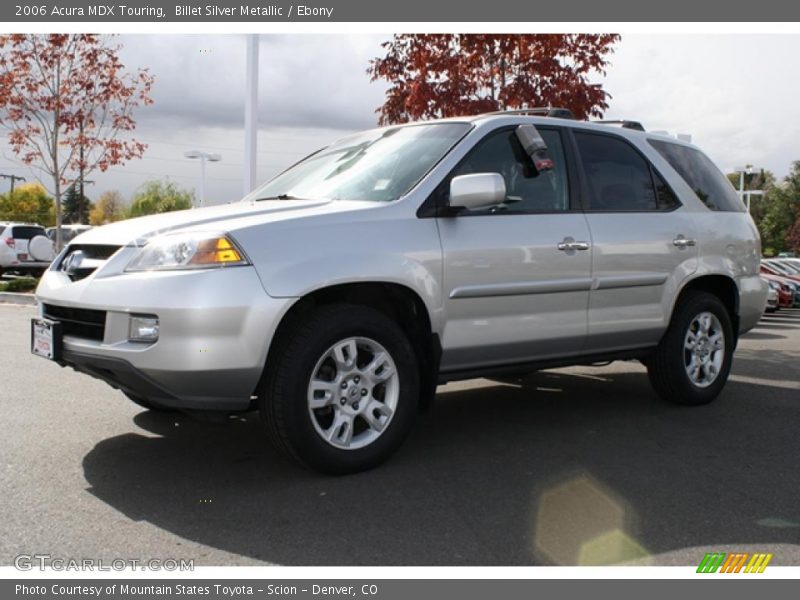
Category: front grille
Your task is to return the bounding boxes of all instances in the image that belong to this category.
[42,304,106,342]
[57,244,121,282]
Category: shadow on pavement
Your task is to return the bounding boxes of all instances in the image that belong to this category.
[82,363,800,566]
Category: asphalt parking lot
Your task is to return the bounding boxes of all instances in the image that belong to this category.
[1,302,799,567]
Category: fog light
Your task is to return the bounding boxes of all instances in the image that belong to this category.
[129,315,159,343]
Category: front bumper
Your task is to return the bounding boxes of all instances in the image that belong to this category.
[36,260,294,410]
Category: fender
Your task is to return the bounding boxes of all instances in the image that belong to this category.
[231,208,446,335]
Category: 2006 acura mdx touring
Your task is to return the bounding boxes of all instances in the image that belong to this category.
[32,109,768,473]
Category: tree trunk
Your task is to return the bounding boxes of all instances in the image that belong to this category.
[54,181,62,252]
[78,120,85,224]
[54,55,63,252]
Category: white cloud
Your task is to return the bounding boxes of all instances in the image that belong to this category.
[602,34,800,176]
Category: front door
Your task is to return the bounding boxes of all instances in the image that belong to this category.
[436,126,593,373]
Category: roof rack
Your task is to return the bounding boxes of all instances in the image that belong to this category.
[484,107,575,120]
[593,120,646,132]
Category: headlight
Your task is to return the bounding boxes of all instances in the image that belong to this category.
[125,232,249,272]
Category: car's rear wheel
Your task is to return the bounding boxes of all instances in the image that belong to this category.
[260,304,419,474]
[647,291,734,405]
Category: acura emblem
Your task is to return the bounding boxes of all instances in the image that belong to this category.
[61,250,85,275]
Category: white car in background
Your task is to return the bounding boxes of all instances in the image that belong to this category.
[46,225,93,246]
[0,222,54,276]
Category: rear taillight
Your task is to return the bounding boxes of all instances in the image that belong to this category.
[4,238,14,248]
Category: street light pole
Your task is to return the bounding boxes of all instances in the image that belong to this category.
[184,150,222,207]
[244,34,259,197]
[734,165,762,213]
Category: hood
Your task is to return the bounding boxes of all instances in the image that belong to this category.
[72,199,351,247]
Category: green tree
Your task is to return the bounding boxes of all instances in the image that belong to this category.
[127,181,193,218]
[758,162,800,255]
[89,190,126,225]
[0,182,55,226]
[62,184,94,224]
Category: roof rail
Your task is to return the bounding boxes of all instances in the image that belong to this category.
[484,107,575,120]
[593,120,646,132]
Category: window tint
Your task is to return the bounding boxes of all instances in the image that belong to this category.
[575,132,658,211]
[450,128,569,214]
[648,139,745,212]
[11,226,45,239]
[654,171,680,210]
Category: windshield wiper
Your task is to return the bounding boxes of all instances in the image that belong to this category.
[255,194,300,201]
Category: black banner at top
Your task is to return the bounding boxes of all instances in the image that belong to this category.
[3,0,800,22]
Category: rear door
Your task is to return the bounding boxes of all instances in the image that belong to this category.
[436,125,593,372]
[572,131,698,351]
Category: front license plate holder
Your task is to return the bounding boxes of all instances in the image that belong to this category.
[31,317,62,361]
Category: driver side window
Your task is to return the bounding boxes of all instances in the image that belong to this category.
[451,128,570,214]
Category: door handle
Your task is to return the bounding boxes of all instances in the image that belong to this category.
[557,240,590,252]
[673,236,696,248]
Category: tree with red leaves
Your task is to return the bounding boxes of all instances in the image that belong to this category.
[786,216,800,254]
[368,34,620,125]
[0,34,154,248]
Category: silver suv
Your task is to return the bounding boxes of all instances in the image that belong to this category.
[32,110,768,473]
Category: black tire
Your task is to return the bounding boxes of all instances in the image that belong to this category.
[647,291,735,406]
[123,391,176,412]
[259,304,419,474]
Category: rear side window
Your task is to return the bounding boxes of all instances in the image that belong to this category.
[0,226,5,235]
[11,226,46,239]
[648,139,745,212]
[654,171,680,210]
[574,132,660,211]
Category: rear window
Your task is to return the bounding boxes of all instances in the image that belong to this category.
[648,139,745,212]
[11,226,46,239]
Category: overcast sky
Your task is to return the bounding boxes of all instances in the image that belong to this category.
[1,33,799,206]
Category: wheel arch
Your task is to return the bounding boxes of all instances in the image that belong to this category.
[260,281,441,409]
[672,274,740,340]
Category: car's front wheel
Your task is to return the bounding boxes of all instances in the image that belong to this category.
[260,304,419,474]
[647,291,734,405]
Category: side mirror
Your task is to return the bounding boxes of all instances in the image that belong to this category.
[448,173,506,211]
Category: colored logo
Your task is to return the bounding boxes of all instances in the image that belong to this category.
[697,552,773,573]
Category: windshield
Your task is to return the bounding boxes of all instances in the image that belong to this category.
[245,122,471,203]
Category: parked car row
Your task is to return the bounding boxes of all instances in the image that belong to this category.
[760,257,800,310]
